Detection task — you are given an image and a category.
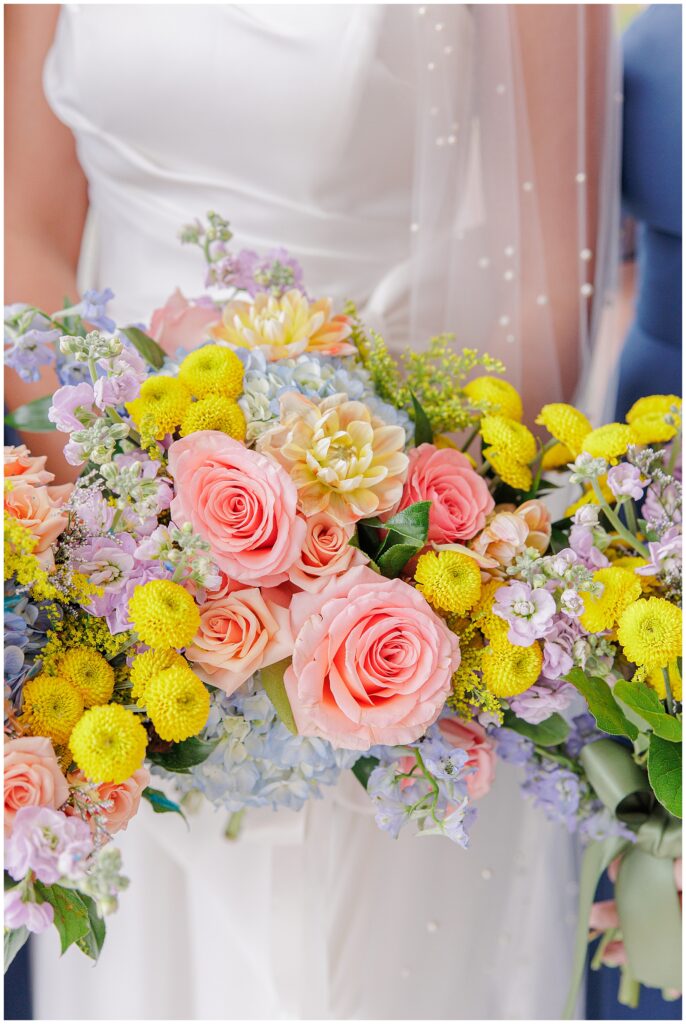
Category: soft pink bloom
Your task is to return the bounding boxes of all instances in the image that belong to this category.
[396,444,494,544]
[494,581,556,646]
[4,446,53,487]
[285,566,460,750]
[96,767,150,834]
[149,288,220,355]
[4,888,54,934]
[438,717,496,799]
[4,481,72,556]
[47,382,95,433]
[186,584,294,694]
[288,512,368,592]
[607,463,645,502]
[4,737,69,837]
[471,499,551,573]
[168,431,306,586]
[516,499,552,553]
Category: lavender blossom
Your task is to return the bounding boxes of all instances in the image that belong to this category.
[5,807,92,885]
[493,582,556,646]
[607,463,646,502]
[80,288,116,332]
[4,888,54,934]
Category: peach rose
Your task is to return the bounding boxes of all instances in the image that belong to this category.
[149,288,220,356]
[471,499,552,573]
[4,737,69,835]
[186,584,293,694]
[4,445,53,487]
[285,566,460,749]
[168,431,307,586]
[96,767,150,834]
[517,499,551,554]
[288,512,368,593]
[4,482,72,557]
[438,717,497,799]
[396,444,494,544]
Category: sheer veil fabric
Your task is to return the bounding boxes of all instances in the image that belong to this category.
[31,5,619,1018]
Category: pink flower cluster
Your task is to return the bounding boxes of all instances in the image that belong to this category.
[4,446,73,566]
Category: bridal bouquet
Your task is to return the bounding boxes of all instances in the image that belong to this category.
[4,212,682,1002]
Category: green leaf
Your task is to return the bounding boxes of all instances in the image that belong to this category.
[565,668,639,741]
[648,734,682,818]
[352,755,380,789]
[4,926,29,974]
[34,884,91,955]
[4,395,56,432]
[75,895,106,961]
[503,710,570,747]
[613,680,682,743]
[142,787,187,821]
[146,736,219,773]
[121,326,166,370]
[261,658,298,734]
[377,542,422,578]
[380,501,431,547]
[409,390,433,446]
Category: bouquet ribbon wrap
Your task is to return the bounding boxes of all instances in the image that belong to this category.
[563,738,682,1017]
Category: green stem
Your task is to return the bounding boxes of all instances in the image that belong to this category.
[662,666,676,715]
[224,809,245,841]
[624,499,639,537]
[590,927,620,971]
[617,967,641,1009]
[533,745,579,771]
[461,425,479,454]
[591,479,649,558]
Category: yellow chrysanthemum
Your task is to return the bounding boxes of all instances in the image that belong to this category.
[582,423,634,464]
[178,345,244,400]
[646,662,683,703]
[129,648,186,705]
[625,394,682,424]
[180,395,246,440]
[484,448,533,491]
[56,647,115,708]
[70,704,148,784]
[21,675,84,745]
[617,598,682,671]
[128,580,201,649]
[472,579,509,639]
[415,550,482,615]
[536,403,593,456]
[609,555,655,593]
[541,442,574,471]
[580,567,642,634]
[126,376,191,439]
[481,637,543,697]
[480,415,537,464]
[564,475,617,517]
[145,664,210,742]
[464,376,523,422]
[628,413,678,446]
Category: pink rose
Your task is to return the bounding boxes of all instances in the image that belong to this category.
[186,584,293,694]
[149,289,220,355]
[96,768,150,834]
[285,566,460,749]
[168,431,306,586]
[288,512,368,593]
[397,444,494,544]
[4,446,53,487]
[438,717,497,799]
[4,737,69,836]
[4,481,72,556]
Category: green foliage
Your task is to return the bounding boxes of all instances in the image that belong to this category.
[648,734,682,818]
[33,883,91,955]
[352,756,380,789]
[5,395,56,432]
[503,710,570,747]
[75,895,107,961]
[143,787,187,821]
[121,326,166,369]
[261,658,298,734]
[147,736,219,773]
[357,501,431,578]
[565,668,639,741]
[613,680,682,743]
[409,390,433,446]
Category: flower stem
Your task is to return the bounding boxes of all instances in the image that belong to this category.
[591,479,649,558]
[461,426,479,454]
[662,666,676,715]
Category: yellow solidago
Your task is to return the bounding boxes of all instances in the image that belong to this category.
[70,704,148,784]
[145,664,210,742]
[41,613,132,675]
[481,637,543,697]
[580,567,642,634]
[536,403,592,456]
[178,344,244,400]
[129,648,186,706]
[484,448,533,491]
[646,662,683,703]
[625,394,682,425]
[126,376,191,439]
[464,376,523,422]
[4,513,60,600]
[415,550,482,615]
[617,598,682,671]
[582,423,634,464]
[628,413,678,446]
[541,442,574,471]
[21,675,84,746]
[56,647,115,708]
[180,395,246,440]
[128,579,200,649]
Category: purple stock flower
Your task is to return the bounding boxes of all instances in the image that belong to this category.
[493,582,556,646]
[643,481,682,527]
[47,382,95,433]
[250,248,305,297]
[542,617,582,679]
[5,807,92,885]
[637,525,682,577]
[607,463,645,502]
[80,288,116,332]
[4,888,54,934]
[509,679,576,724]
[522,763,581,831]
[564,711,602,759]
[490,727,534,765]
[569,524,609,570]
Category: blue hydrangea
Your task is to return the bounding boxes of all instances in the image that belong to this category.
[4,305,59,383]
[79,289,116,333]
[490,726,535,765]
[4,588,59,706]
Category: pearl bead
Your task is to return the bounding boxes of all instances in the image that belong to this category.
[478,256,490,269]
[575,172,587,184]
[417,6,426,14]
[427,61,436,71]
[503,270,514,281]
[498,315,510,327]
[410,223,419,233]
[495,83,506,95]
[522,181,533,192]
[435,22,444,31]
[506,334,516,344]
[481,867,493,880]
[444,45,453,56]
[447,134,457,145]
[580,248,593,261]
[536,294,548,306]
[504,245,515,258]
[580,283,594,297]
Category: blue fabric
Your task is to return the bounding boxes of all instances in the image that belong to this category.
[4,941,33,1021]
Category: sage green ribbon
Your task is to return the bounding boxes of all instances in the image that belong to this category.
[563,739,682,1018]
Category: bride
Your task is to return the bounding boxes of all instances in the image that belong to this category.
[6,5,620,1018]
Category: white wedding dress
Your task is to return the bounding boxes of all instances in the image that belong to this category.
[32,6,582,1019]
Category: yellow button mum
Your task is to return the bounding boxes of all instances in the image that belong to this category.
[126,376,191,439]
[57,647,115,707]
[145,664,210,742]
[129,648,186,706]
[178,344,244,400]
[128,580,201,649]
[646,662,682,703]
[541,442,574,471]
[582,423,634,464]
[480,415,537,464]
[481,637,543,697]
[464,376,523,422]
[472,579,509,640]
[580,567,642,634]
[625,394,681,424]
[628,413,678,446]
[484,448,533,491]
[21,675,84,745]
[415,550,482,615]
[70,704,148,783]
[536,403,592,456]
[617,598,682,671]
[180,395,246,440]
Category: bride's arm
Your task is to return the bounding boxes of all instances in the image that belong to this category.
[5,4,88,471]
